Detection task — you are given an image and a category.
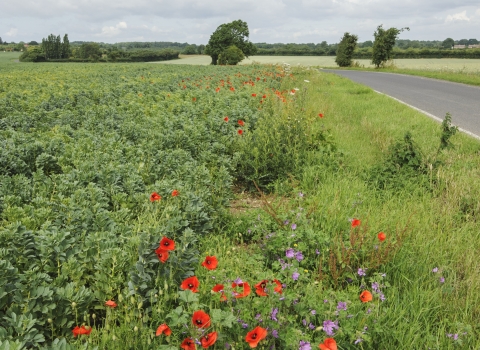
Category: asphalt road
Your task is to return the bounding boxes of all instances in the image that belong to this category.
[322,70,480,139]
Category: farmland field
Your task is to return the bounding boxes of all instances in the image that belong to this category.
[158,54,480,71]
[1,58,480,349]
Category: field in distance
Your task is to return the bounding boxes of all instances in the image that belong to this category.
[155,54,480,72]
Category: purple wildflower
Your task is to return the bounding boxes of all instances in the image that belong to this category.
[242,322,248,328]
[358,268,366,276]
[272,329,279,338]
[302,319,307,326]
[323,299,328,303]
[299,192,304,197]
[354,338,363,344]
[284,220,289,225]
[440,277,445,283]
[291,223,297,230]
[292,271,300,281]
[432,267,438,273]
[270,308,279,322]
[295,251,304,262]
[309,323,315,330]
[299,340,311,350]
[315,249,320,255]
[233,277,243,284]
[372,282,380,293]
[322,320,339,336]
[367,308,372,314]
[286,248,295,258]
[337,302,347,311]
[311,309,316,315]
[379,293,386,301]
[225,343,231,349]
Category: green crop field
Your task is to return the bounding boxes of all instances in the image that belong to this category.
[1,58,480,349]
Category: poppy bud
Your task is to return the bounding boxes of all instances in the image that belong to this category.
[48,318,53,323]
[138,302,143,309]
[112,335,117,341]
[134,326,138,332]
[71,302,77,308]
[92,314,96,319]
[118,294,123,302]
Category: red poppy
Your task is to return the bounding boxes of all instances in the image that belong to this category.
[172,189,179,197]
[159,237,175,251]
[237,129,243,135]
[181,337,196,350]
[319,113,324,118]
[201,256,218,270]
[192,310,211,328]
[181,276,200,293]
[200,331,218,348]
[215,87,220,92]
[156,323,172,336]
[105,300,117,308]
[212,284,227,301]
[273,279,283,294]
[245,326,267,348]
[256,77,260,81]
[351,218,361,228]
[255,280,269,297]
[232,281,251,298]
[262,94,266,98]
[192,97,197,102]
[150,192,161,202]
[360,290,373,303]
[238,120,245,126]
[72,325,92,337]
[252,93,257,97]
[230,87,235,91]
[319,338,337,350]
[155,248,169,263]
[224,116,229,122]
[378,232,386,242]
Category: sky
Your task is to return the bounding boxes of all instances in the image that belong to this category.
[1,0,480,44]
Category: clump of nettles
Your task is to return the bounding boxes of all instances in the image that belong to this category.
[368,113,458,191]
[368,131,426,191]
[438,112,458,152]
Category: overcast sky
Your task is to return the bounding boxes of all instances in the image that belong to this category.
[2,0,479,44]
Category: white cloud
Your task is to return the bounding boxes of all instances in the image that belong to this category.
[97,21,127,37]
[5,27,18,37]
[445,10,470,22]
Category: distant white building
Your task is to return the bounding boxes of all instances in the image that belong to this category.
[468,44,480,49]
[453,45,466,49]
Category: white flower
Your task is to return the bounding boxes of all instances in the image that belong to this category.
[294,88,299,91]
[304,80,310,83]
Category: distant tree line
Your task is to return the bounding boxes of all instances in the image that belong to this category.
[19,35,180,63]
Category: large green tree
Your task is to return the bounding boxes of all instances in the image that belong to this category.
[205,20,257,65]
[442,38,454,49]
[335,32,358,67]
[372,25,409,67]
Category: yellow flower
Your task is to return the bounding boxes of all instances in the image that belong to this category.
[294,244,298,247]
[304,269,308,273]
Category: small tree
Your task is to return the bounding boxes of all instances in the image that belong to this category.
[205,20,256,65]
[218,45,245,65]
[335,32,358,67]
[62,34,70,58]
[372,25,409,68]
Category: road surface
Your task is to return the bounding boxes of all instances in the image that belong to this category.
[322,70,480,139]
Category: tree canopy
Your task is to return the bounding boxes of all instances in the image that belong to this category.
[372,25,409,67]
[335,32,358,67]
[205,20,257,65]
